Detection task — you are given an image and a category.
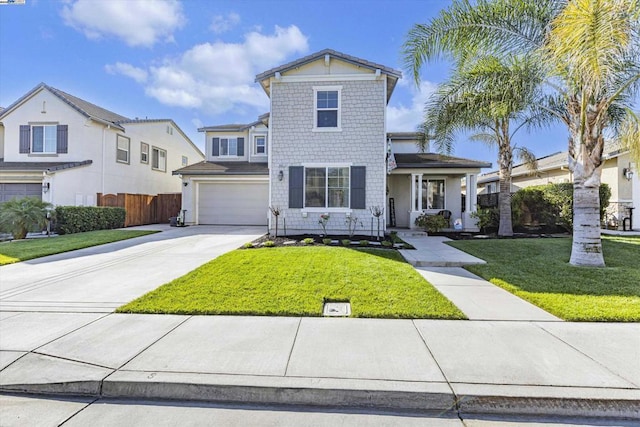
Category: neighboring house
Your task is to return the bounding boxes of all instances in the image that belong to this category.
[477,144,639,230]
[0,83,204,206]
[175,49,491,233]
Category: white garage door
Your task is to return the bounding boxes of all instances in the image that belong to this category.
[198,181,268,225]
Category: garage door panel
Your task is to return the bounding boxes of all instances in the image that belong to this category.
[0,183,42,202]
[198,182,268,225]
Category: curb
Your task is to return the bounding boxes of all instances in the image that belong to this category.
[2,374,639,420]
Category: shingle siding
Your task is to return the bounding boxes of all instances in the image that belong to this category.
[270,79,386,234]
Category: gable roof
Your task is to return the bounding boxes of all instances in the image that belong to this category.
[0,159,93,173]
[394,153,491,169]
[198,113,269,133]
[478,140,627,184]
[255,49,402,102]
[0,83,129,130]
[173,161,268,176]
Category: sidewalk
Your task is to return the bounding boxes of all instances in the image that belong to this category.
[1,231,639,420]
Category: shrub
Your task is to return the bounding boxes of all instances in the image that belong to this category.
[414,213,448,233]
[0,197,52,239]
[470,208,499,234]
[263,240,275,247]
[341,239,351,246]
[511,183,611,231]
[359,240,369,247]
[54,206,125,235]
[322,238,332,245]
[302,237,315,245]
[243,242,254,249]
[381,240,393,247]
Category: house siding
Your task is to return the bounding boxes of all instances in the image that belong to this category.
[269,79,386,234]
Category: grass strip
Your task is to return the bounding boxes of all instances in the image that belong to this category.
[119,246,465,319]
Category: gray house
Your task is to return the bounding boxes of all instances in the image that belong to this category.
[176,49,490,233]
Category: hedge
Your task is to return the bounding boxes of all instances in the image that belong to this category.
[54,206,126,235]
[511,183,611,231]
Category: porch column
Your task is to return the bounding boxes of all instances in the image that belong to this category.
[410,174,417,211]
[464,173,479,231]
[417,174,424,211]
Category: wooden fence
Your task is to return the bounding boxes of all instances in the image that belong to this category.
[97,193,182,227]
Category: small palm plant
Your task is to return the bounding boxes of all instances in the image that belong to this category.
[0,197,52,240]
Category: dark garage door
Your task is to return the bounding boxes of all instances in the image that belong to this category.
[0,183,42,202]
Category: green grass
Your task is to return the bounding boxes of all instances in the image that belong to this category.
[118,246,466,319]
[448,236,640,321]
[0,230,158,265]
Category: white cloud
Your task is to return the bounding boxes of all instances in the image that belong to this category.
[112,25,308,115]
[105,62,148,83]
[387,81,438,132]
[210,12,240,34]
[62,0,185,47]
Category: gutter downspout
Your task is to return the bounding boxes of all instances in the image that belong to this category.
[102,124,111,195]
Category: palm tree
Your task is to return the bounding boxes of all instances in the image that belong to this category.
[403,0,640,267]
[423,55,540,236]
[0,197,52,240]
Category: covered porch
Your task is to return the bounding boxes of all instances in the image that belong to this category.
[386,153,491,231]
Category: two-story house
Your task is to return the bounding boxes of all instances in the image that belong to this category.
[0,83,204,206]
[175,50,490,233]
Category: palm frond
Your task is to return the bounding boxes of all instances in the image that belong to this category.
[514,146,539,175]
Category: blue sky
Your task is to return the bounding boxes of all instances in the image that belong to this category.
[0,0,572,167]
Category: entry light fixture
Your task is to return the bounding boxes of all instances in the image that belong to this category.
[42,182,50,193]
[278,170,284,181]
[623,164,634,181]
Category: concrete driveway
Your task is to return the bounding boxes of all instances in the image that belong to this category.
[0,225,265,313]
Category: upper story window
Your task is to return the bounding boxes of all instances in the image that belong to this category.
[254,136,266,155]
[212,137,245,157]
[182,155,188,166]
[152,146,166,172]
[314,86,342,131]
[19,124,68,155]
[116,135,130,164]
[32,125,57,153]
[140,142,149,164]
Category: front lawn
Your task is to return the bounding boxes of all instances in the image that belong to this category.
[0,230,158,265]
[448,236,640,321]
[118,246,466,319]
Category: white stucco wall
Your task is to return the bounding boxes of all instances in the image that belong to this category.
[2,87,204,206]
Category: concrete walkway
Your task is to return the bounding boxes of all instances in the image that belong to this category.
[0,227,638,421]
[400,234,561,321]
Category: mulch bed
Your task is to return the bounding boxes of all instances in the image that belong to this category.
[246,234,410,249]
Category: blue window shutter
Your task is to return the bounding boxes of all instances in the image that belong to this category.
[289,166,304,208]
[56,125,68,153]
[212,137,219,156]
[19,125,30,153]
[237,137,244,156]
[350,166,366,209]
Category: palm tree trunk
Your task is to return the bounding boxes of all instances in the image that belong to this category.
[570,183,604,267]
[497,138,514,237]
[568,105,605,267]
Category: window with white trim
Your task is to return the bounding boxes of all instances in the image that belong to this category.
[140,142,149,164]
[221,138,237,156]
[116,135,130,164]
[182,155,188,166]
[305,167,349,208]
[314,87,341,130]
[255,136,266,155]
[32,125,57,153]
[152,146,166,172]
